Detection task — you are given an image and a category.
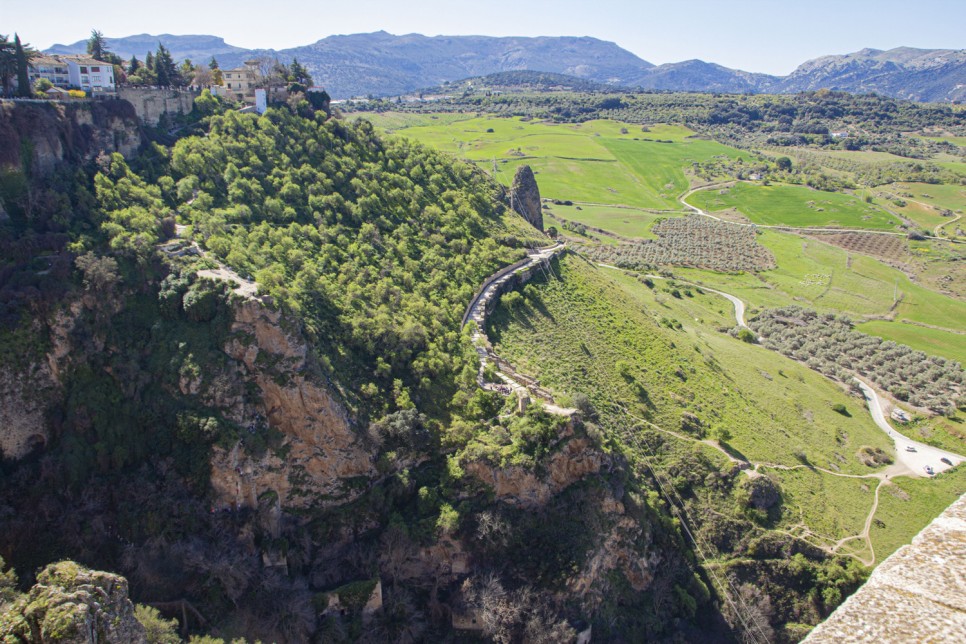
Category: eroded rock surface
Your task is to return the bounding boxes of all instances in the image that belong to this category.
[0,561,146,644]
[510,165,543,231]
[210,297,376,510]
[465,435,602,508]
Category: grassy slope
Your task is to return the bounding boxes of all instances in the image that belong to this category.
[489,254,892,473]
[687,182,900,230]
[484,254,965,560]
[871,467,966,561]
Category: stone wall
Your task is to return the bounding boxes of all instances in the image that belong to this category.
[117,88,198,126]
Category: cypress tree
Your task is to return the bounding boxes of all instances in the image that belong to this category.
[14,34,30,97]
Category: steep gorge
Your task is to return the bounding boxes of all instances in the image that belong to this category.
[0,100,721,641]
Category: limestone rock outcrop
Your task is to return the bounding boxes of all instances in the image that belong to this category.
[209,297,376,510]
[0,561,146,644]
[510,165,543,231]
[465,435,602,508]
[0,101,141,176]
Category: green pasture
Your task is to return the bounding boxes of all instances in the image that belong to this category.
[360,113,750,210]
[686,182,901,230]
[920,135,966,147]
[878,182,966,231]
[856,321,966,366]
[673,229,966,358]
[547,203,664,239]
[936,161,966,177]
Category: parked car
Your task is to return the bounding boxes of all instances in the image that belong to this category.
[924,465,934,475]
[940,457,953,466]
[905,446,917,452]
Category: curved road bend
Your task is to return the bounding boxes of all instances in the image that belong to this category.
[853,377,965,477]
[597,261,964,477]
[596,264,747,328]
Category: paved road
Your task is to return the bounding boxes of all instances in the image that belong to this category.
[701,286,747,328]
[854,377,965,477]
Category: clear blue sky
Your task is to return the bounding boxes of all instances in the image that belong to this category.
[7,0,965,75]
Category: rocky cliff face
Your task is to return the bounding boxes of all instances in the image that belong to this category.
[465,433,602,508]
[0,355,56,459]
[209,296,376,510]
[0,101,141,176]
[463,422,660,610]
[0,561,146,643]
[510,165,543,232]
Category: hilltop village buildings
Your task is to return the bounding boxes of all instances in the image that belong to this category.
[23,56,280,102]
[28,55,116,93]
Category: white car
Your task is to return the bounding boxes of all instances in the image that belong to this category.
[905,446,917,452]
[924,465,934,475]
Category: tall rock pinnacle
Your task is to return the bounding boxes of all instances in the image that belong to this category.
[510,165,543,232]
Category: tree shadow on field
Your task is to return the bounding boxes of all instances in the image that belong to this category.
[718,441,750,464]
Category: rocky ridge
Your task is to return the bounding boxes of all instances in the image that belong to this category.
[45,33,966,101]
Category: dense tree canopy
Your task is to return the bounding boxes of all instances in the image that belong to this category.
[97,108,535,419]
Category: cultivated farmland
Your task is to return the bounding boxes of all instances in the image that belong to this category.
[749,306,964,415]
[574,215,776,272]
[687,182,901,230]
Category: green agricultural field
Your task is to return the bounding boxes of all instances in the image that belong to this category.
[877,182,966,233]
[856,321,966,366]
[597,137,751,210]
[936,160,966,177]
[358,113,750,210]
[811,149,916,163]
[674,229,966,359]
[921,135,966,147]
[686,182,901,230]
[546,203,663,239]
[359,111,474,131]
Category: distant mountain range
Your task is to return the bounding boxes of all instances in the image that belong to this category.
[46,32,966,102]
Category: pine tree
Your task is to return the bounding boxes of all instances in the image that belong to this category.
[87,29,108,62]
[145,51,154,72]
[289,57,313,86]
[0,35,15,97]
[154,43,175,87]
[127,55,140,76]
[14,34,30,98]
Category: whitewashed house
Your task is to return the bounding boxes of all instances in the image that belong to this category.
[63,56,116,93]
